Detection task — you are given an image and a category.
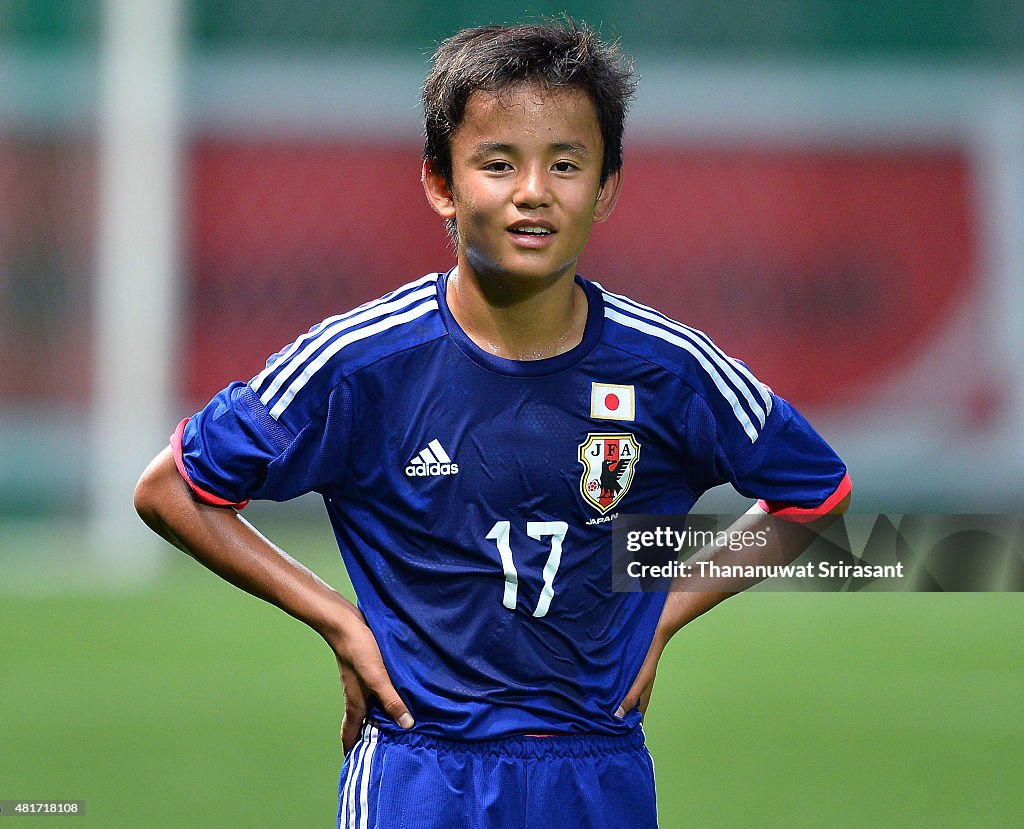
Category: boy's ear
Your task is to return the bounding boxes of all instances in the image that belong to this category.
[422,160,457,220]
[593,168,623,224]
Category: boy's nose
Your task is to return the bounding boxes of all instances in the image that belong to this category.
[513,166,551,209]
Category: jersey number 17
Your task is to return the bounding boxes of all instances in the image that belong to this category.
[485,520,568,618]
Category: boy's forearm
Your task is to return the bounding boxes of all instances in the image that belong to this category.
[133,447,358,649]
[652,497,851,646]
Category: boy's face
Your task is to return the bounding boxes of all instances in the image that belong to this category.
[423,83,621,287]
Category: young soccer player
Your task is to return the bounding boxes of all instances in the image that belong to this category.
[135,20,850,828]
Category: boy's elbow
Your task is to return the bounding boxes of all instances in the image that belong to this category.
[133,447,179,531]
[133,472,158,529]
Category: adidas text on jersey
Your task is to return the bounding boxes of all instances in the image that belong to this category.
[405,439,460,477]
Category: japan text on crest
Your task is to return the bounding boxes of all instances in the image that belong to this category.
[578,433,641,514]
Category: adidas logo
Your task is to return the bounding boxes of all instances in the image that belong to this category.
[404,439,460,477]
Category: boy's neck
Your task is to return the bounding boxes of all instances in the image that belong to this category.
[446,264,588,361]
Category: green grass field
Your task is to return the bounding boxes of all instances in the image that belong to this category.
[2,520,1022,828]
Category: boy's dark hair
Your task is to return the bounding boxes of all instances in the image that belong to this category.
[422,19,637,189]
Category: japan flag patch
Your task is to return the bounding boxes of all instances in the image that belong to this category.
[590,382,635,421]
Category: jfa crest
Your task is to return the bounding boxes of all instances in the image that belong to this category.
[578,433,641,514]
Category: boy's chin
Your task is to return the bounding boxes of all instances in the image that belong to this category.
[462,251,578,285]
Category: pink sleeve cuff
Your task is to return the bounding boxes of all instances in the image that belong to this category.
[757,472,851,523]
[171,418,250,509]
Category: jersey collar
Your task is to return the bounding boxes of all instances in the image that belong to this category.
[437,267,605,377]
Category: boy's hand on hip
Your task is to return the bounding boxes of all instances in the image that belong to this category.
[330,611,414,753]
[614,637,664,719]
[337,658,367,755]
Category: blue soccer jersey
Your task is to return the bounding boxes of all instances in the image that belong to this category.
[174,270,850,741]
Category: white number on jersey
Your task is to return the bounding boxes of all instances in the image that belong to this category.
[485,520,568,618]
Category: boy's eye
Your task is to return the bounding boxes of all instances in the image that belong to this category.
[552,161,578,172]
[484,161,513,172]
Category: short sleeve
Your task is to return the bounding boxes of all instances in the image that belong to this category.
[688,389,850,522]
[172,379,353,507]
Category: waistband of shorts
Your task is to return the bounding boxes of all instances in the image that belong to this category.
[359,720,647,759]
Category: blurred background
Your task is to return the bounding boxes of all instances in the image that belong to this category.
[1,1,1022,827]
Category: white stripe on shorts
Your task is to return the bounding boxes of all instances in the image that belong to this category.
[340,722,379,829]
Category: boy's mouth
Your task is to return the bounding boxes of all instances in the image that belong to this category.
[507,221,555,242]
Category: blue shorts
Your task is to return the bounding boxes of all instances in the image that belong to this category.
[337,721,659,829]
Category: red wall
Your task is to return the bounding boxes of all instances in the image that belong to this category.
[0,138,975,414]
